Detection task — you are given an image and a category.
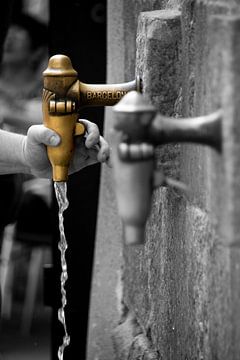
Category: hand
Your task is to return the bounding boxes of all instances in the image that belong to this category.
[23,119,110,179]
[69,119,111,172]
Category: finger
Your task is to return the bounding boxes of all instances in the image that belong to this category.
[96,136,110,163]
[83,136,110,161]
[27,125,61,147]
[78,119,100,148]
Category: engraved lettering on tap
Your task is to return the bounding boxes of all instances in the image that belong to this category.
[86,90,128,100]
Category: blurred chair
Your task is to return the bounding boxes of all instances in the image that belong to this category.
[0,223,16,319]
[0,8,50,337]
[0,178,53,335]
[0,174,24,319]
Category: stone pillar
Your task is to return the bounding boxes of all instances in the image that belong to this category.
[87,1,240,359]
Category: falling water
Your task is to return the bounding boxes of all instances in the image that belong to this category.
[54,181,70,360]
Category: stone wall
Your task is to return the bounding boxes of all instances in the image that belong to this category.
[87,1,240,359]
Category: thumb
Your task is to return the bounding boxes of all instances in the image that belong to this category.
[27,125,61,147]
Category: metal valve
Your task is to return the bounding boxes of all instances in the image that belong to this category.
[112,91,222,245]
[42,54,141,181]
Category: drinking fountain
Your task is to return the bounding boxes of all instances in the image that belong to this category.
[112,90,222,245]
[42,54,141,181]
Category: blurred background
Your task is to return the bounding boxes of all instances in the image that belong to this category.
[0,0,106,359]
[0,2,52,359]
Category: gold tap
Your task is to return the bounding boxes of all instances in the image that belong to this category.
[42,54,141,181]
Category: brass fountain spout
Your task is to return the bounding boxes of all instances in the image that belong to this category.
[42,54,141,182]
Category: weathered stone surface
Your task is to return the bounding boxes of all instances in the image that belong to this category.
[209,13,240,358]
[112,310,159,360]
[136,10,182,115]
[123,4,240,360]
[88,1,240,360]
[87,4,179,360]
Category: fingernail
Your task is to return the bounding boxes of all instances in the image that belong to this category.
[50,135,60,146]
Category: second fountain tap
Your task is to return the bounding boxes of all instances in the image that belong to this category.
[112,91,222,245]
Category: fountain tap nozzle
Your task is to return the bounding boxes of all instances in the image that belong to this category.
[42,55,141,181]
[112,91,222,245]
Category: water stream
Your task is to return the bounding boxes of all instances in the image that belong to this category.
[54,181,70,360]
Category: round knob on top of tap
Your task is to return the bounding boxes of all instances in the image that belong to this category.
[43,54,78,77]
[113,91,156,141]
[43,54,78,97]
